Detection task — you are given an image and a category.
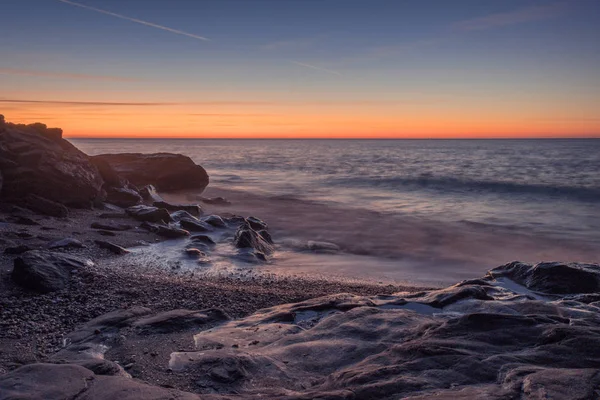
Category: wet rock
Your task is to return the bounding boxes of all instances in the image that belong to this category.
[48,238,85,249]
[95,240,130,255]
[180,218,214,232]
[92,153,209,192]
[185,248,207,258]
[11,250,94,293]
[133,309,230,334]
[90,222,132,231]
[105,186,142,208]
[170,210,197,222]
[234,219,273,255]
[190,234,216,245]
[141,222,190,238]
[25,194,69,217]
[245,216,268,231]
[307,240,339,253]
[139,184,164,202]
[202,215,227,228]
[488,261,600,294]
[0,119,104,206]
[126,205,172,223]
[153,201,202,216]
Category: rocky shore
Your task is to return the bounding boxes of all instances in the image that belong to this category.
[1,116,599,399]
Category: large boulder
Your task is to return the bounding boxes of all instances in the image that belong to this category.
[0,120,104,207]
[92,153,209,192]
[11,250,94,293]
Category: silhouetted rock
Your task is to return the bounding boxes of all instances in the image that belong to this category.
[105,187,142,207]
[11,250,94,293]
[126,205,172,223]
[25,194,69,217]
[0,119,104,206]
[92,153,209,192]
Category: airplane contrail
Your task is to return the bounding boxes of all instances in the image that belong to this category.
[291,61,342,76]
[57,0,209,41]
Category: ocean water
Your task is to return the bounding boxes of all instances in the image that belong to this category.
[72,138,600,285]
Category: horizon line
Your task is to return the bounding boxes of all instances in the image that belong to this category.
[66,136,600,140]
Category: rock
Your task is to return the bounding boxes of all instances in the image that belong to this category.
[170,210,199,222]
[4,245,35,255]
[11,250,94,293]
[139,184,164,202]
[126,205,172,223]
[488,261,600,294]
[92,153,209,192]
[180,218,214,232]
[6,215,40,225]
[246,216,268,230]
[89,156,127,188]
[0,119,104,206]
[198,196,231,206]
[153,201,202,216]
[97,230,117,237]
[141,222,190,238]
[133,309,230,334]
[307,240,340,253]
[233,219,273,255]
[95,240,130,255]
[185,248,207,258]
[48,238,85,249]
[90,222,132,231]
[25,194,69,217]
[202,215,227,228]
[104,187,142,208]
[190,234,216,245]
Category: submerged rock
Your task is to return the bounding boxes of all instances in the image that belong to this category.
[92,153,209,192]
[11,250,94,293]
[180,218,214,232]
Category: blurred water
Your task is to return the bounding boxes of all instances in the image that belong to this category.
[73,138,600,243]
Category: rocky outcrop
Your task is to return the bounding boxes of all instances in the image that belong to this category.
[234,217,273,256]
[11,250,94,293]
[92,153,209,192]
[0,119,104,207]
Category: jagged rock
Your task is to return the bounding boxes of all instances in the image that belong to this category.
[48,238,85,249]
[488,261,600,294]
[126,205,172,223]
[245,216,268,231]
[95,240,129,255]
[234,219,273,255]
[92,153,209,192]
[202,215,227,228]
[139,184,164,202]
[105,187,142,208]
[153,201,202,216]
[25,194,69,217]
[0,119,104,206]
[11,250,94,293]
[90,222,132,231]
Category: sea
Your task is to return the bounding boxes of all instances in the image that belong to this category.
[72,138,600,286]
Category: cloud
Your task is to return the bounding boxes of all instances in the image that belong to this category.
[57,0,209,41]
[453,2,566,32]
[0,99,173,106]
[291,61,342,76]
[187,113,274,117]
[0,68,141,82]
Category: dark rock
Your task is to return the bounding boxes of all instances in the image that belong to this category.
[185,248,207,258]
[234,220,273,255]
[92,153,209,192]
[133,309,230,334]
[180,218,214,232]
[6,215,40,225]
[89,156,127,188]
[97,230,117,237]
[25,194,69,217]
[48,238,85,249]
[170,210,198,222]
[91,222,132,231]
[0,119,104,206]
[246,216,268,231]
[105,187,142,207]
[488,261,600,294]
[153,201,202,216]
[95,240,130,255]
[126,205,172,223]
[307,240,339,253]
[98,212,129,219]
[190,234,216,245]
[11,250,94,293]
[202,215,227,228]
[139,184,164,202]
[4,245,35,255]
[141,222,190,238]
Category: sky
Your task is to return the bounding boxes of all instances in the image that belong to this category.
[1,0,599,138]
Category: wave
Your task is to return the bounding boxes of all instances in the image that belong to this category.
[326,175,600,202]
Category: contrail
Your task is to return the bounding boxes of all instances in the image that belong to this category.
[291,61,341,76]
[57,0,209,41]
